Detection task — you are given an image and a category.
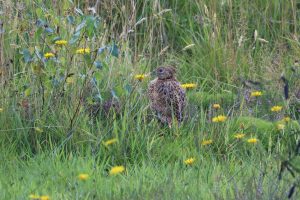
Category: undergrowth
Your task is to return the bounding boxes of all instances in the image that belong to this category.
[0,0,300,199]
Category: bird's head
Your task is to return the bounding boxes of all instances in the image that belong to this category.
[156,66,176,80]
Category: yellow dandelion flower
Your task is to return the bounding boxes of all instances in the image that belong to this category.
[234,133,245,139]
[24,88,32,97]
[0,108,3,112]
[66,77,74,84]
[103,138,118,147]
[184,157,196,165]
[212,104,221,109]
[271,106,282,112]
[277,124,285,130]
[109,165,125,175]
[201,139,213,146]
[250,91,262,97]
[212,115,227,122]
[134,74,146,81]
[44,52,55,59]
[282,116,290,123]
[34,127,43,133]
[78,173,89,181]
[247,138,258,144]
[76,48,90,54]
[180,83,197,89]
[55,40,68,45]
[40,196,50,200]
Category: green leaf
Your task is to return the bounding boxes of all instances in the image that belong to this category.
[94,71,102,81]
[114,85,124,97]
[69,31,81,44]
[21,48,32,63]
[125,84,132,94]
[34,27,43,41]
[67,15,75,24]
[86,16,95,37]
[109,43,119,58]
[94,61,103,69]
[36,8,43,18]
[75,20,86,32]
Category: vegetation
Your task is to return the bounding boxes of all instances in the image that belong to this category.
[0,0,300,199]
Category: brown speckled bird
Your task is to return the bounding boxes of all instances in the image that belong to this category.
[148,66,186,127]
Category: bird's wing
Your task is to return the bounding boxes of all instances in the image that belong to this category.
[159,81,186,122]
[174,82,186,122]
[148,79,170,123]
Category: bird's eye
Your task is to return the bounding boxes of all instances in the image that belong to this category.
[159,69,163,73]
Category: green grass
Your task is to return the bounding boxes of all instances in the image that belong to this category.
[0,0,300,199]
[0,150,294,199]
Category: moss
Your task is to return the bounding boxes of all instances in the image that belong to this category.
[231,117,300,151]
[188,91,236,108]
[234,117,275,133]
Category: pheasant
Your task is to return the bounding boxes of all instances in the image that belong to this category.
[148,66,186,127]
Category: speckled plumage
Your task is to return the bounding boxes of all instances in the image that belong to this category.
[148,66,186,127]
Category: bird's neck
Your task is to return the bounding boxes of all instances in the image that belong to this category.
[158,77,176,81]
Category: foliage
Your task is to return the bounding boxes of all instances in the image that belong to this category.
[0,0,300,199]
